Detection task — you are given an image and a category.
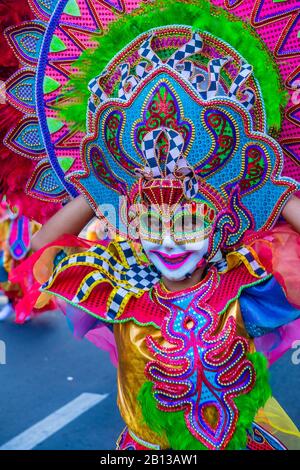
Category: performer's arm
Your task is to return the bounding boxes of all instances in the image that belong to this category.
[282,195,300,233]
[31,195,94,251]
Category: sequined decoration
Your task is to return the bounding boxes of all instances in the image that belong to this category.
[146,268,255,450]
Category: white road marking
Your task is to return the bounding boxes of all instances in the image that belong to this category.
[0,392,108,450]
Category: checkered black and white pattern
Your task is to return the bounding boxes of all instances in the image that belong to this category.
[183,174,199,199]
[88,71,108,101]
[142,129,164,178]
[88,77,98,95]
[88,72,108,110]
[139,34,162,69]
[136,61,152,80]
[205,57,231,100]
[142,128,185,178]
[86,31,254,115]
[72,269,110,304]
[190,69,206,92]
[236,246,267,277]
[118,241,138,266]
[125,265,159,288]
[141,128,198,198]
[106,287,135,319]
[74,240,159,317]
[43,241,159,319]
[88,96,97,113]
[167,32,203,69]
[241,89,256,112]
[165,130,185,176]
[175,61,194,81]
[228,61,253,99]
[42,246,123,291]
[118,63,139,100]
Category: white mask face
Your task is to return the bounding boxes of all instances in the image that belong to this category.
[141,235,209,281]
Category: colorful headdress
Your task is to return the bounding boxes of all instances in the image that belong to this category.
[66,23,297,257]
[1,0,299,230]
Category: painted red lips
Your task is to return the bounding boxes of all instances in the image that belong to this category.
[150,250,192,270]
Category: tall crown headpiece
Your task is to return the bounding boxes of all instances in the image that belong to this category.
[68,25,297,253]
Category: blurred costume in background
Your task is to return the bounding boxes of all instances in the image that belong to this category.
[0,201,42,322]
[3,0,300,451]
[0,0,62,321]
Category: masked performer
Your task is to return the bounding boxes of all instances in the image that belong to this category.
[8,0,300,451]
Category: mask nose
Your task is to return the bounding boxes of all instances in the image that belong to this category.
[162,235,175,252]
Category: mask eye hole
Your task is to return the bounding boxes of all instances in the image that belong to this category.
[139,210,162,238]
[173,211,204,236]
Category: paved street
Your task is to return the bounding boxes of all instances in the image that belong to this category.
[0,309,299,450]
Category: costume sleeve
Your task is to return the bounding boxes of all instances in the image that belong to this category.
[240,276,300,338]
